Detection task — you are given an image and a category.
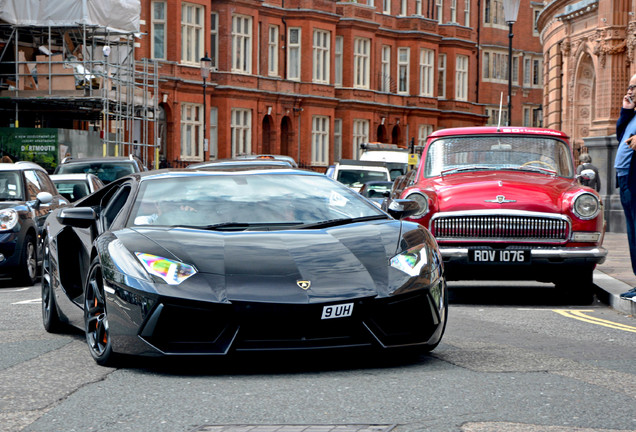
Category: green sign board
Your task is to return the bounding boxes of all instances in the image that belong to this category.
[0,128,58,172]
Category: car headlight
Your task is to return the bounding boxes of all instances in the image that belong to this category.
[390,244,428,277]
[0,208,18,231]
[572,192,601,220]
[135,252,197,285]
[404,192,429,218]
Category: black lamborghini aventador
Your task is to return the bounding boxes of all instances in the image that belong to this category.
[41,167,447,366]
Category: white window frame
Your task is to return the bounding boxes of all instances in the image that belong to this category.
[312,116,330,166]
[484,0,506,28]
[464,0,470,26]
[210,12,218,70]
[438,53,446,99]
[231,15,252,74]
[400,0,407,16]
[151,1,167,60]
[181,3,204,65]
[352,119,370,159]
[455,55,468,101]
[334,118,343,161]
[180,103,203,161]
[450,0,457,23]
[419,48,434,97]
[287,28,301,81]
[231,108,252,157]
[268,25,279,76]
[532,59,542,87]
[335,36,343,87]
[436,0,443,23]
[383,0,391,14]
[381,45,391,92]
[397,47,410,95]
[312,29,330,84]
[418,124,433,147]
[354,38,371,89]
[210,107,218,159]
[416,0,423,15]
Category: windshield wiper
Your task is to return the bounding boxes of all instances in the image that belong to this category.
[507,166,557,175]
[441,166,492,176]
[296,214,388,229]
[180,222,307,231]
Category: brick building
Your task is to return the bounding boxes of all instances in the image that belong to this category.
[139,0,544,170]
[538,0,635,231]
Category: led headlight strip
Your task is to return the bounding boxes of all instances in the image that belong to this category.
[135,253,197,285]
[390,244,428,277]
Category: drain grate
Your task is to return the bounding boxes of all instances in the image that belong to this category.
[191,425,397,432]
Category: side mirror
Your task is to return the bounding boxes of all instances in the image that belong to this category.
[32,191,53,209]
[383,199,421,219]
[56,207,97,229]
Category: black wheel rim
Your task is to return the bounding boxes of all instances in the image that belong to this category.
[41,242,52,324]
[85,266,109,358]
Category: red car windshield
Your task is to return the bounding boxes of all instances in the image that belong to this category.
[424,135,574,178]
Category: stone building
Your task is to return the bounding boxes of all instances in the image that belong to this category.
[538,0,634,231]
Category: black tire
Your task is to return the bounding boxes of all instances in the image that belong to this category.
[17,233,37,286]
[84,257,118,367]
[41,238,64,333]
[555,268,595,305]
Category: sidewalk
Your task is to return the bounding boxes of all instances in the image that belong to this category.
[594,232,636,316]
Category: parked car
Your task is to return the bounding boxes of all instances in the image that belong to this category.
[50,173,104,202]
[41,168,446,365]
[54,155,146,184]
[0,161,68,285]
[395,126,607,301]
[187,159,293,170]
[326,159,392,192]
[358,180,394,204]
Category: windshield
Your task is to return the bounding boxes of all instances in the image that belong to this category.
[0,171,23,200]
[424,135,574,177]
[57,162,135,184]
[129,173,386,229]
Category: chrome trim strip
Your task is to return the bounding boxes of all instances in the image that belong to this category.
[439,246,607,262]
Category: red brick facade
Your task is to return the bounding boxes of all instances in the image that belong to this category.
[138,0,543,169]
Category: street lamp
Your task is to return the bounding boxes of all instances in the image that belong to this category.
[503,0,520,126]
[200,53,212,159]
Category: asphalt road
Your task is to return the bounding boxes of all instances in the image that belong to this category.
[0,280,635,432]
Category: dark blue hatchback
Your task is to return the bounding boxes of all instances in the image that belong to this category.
[0,161,67,285]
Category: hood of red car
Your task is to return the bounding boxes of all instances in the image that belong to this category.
[426,171,575,213]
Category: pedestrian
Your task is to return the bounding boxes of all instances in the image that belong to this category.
[577,153,601,192]
[615,72,636,300]
[1,155,13,163]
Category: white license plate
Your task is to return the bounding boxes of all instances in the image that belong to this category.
[321,303,354,320]
[469,249,530,263]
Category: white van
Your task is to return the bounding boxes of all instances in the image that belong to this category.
[359,143,409,180]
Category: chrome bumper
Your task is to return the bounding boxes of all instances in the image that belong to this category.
[439,246,608,264]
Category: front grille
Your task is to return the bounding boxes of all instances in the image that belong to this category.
[431,214,569,243]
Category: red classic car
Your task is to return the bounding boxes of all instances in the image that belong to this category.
[397,126,607,299]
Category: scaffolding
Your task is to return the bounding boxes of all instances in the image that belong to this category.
[0,21,158,167]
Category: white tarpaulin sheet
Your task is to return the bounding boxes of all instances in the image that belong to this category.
[0,0,140,33]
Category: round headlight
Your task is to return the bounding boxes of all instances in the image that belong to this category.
[404,192,429,218]
[0,208,18,231]
[573,192,600,220]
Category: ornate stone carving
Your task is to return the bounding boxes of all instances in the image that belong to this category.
[593,28,626,68]
[627,22,636,65]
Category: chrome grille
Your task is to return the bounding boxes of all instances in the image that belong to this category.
[432,214,569,242]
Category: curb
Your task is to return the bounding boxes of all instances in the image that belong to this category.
[594,270,636,316]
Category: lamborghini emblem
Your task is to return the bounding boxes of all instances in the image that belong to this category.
[297,280,311,290]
